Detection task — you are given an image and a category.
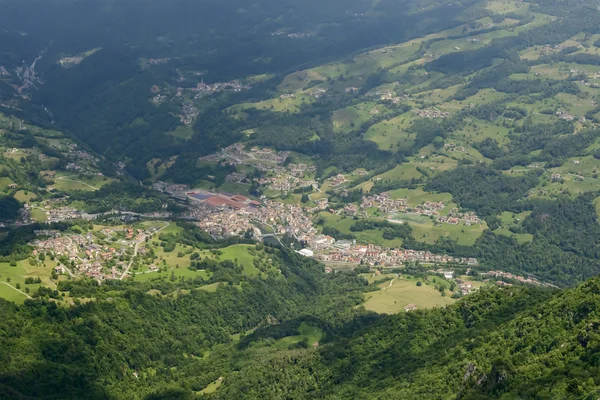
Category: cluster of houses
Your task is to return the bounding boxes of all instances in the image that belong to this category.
[32,226,157,281]
[153,181,190,200]
[58,55,87,67]
[539,44,569,54]
[556,109,576,121]
[330,174,348,187]
[46,206,87,222]
[188,191,316,241]
[311,240,478,267]
[356,192,481,225]
[551,172,564,182]
[148,58,171,65]
[257,174,317,193]
[152,94,167,105]
[556,109,587,123]
[196,206,260,239]
[309,88,327,98]
[412,201,445,216]
[484,270,558,288]
[379,92,405,104]
[360,192,407,215]
[287,163,316,177]
[444,142,467,152]
[225,172,247,183]
[414,107,449,119]
[200,143,290,166]
[439,208,481,226]
[193,80,251,97]
[455,277,475,296]
[180,102,199,125]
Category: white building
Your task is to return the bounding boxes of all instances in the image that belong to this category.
[297,249,314,257]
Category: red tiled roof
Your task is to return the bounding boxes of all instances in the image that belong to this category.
[205,196,245,209]
[231,194,249,202]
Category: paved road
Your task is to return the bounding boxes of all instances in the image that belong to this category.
[120,222,170,280]
[59,263,75,277]
[60,237,77,277]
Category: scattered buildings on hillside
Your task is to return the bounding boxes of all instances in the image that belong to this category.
[414,107,449,118]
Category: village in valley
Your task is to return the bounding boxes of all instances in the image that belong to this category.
[31,224,163,281]
[0,0,584,311]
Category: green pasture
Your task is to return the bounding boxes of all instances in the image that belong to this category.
[363,275,455,314]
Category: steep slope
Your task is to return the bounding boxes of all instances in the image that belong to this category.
[214,278,600,399]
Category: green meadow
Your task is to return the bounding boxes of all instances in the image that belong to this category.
[363,274,455,314]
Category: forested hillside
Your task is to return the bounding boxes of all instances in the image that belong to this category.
[0,249,367,399]
[213,278,600,399]
[4,261,600,399]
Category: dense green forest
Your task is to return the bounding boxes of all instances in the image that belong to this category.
[212,279,600,399]
[0,0,489,178]
[4,256,600,399]
[0,249,367,399]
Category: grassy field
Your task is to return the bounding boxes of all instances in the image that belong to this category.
[523,157,600,198]
[154,244,194,268]
[29,207,48,222]
[318,213,405,247]
[387,187,453,206]
[364,113,415,151]
[53,172,113,192]
[147,158,174,180]
[155,222,184,235]
[0,283,29,302]
[494,228,534,244]
[440,143,487,163]
[452,118,511,145]
[594,196,600,219]
[168,124,195,140]
[373,163,423,181]
[199,244,262,276]
[409,155,459,176]
[218,182,252,196]
[198,282,221,292]
[133,266,210,282]
[332,102,389,133]
[493,211,533,243]
[404,219,486,245]
[363,275,455,314]
[0,259,57,303]
[485,0,529,14]
[0,176,14,190]
[231,93,317,114]
[555,93,596,116]
[14,190,36,203]
[199,379,223,395]
[277,39,420,92]
[274,322,324,349]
